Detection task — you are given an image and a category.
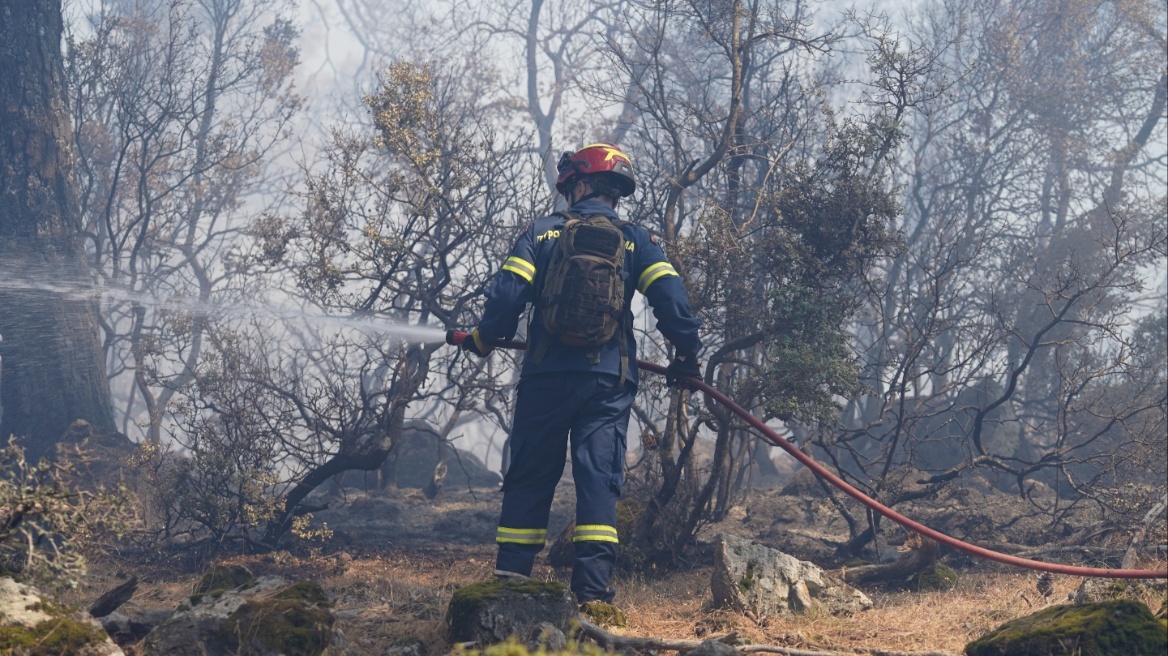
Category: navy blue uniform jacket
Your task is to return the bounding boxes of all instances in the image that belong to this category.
[477,199,702,386]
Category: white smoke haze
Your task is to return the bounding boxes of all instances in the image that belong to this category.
[23,0,1162,552]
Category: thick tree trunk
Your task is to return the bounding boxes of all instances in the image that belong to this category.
[0,0,115,460]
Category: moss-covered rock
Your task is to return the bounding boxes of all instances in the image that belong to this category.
[145,576,335,656]
[0,577,123,655]
[194,564,255,595]
[447,579,576,647]
[964,599,1167,656]
[0,615,113,655]
[219,581,333,656]
[461,637,612,656]
[578,600,626,628]
[910,562,959,592]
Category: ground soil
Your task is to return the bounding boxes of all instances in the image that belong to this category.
[63,481,1167,655]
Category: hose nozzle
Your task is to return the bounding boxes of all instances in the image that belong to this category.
[446,330,468,347]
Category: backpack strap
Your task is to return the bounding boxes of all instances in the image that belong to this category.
[617,309,630,386]
[532,211,574,366]
[531,334,552,365]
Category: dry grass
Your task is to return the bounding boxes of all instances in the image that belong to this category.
[608,563,1168,653]
[59,487,1166,654]
[67,543,1166,655]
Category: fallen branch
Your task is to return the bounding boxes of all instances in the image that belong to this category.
[576,616,739,652]
[835,536,939,584]
[579,616,742,648]
[970,542,1167,558]
[797,644,961,656]
[745,647,959,656]
[1019,545,1167,558]
[89,577,137,618]
[1123,493,1168,569]
[575,616,960,656]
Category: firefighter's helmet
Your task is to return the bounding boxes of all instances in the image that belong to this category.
[555,143,636,198]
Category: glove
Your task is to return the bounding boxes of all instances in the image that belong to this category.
[666,353,701,387]
[461,328,494,358]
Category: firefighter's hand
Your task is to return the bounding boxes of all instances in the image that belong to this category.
[461,328,494,358]
[666,354,700,387]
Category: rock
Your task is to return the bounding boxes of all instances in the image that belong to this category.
[98,607,171,645]
[688,639,741,656]
[98,612,132,644]
[327,627,361,656]
[711,534,872,617]
[0,576,124,655]
[446,579,576,646]
[142,576,334,656]
[530,622,567,651]
[964,600,1166,656]
[1071,578,1152,605]
[194,564,255,594]
[779,468,827,498]
[124,608,172,640]
[382,637,426,656]
[389,422,502,490]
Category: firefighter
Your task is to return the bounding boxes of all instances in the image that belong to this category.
[461,143,702,607]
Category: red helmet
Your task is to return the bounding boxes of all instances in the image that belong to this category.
[555,143,636,198]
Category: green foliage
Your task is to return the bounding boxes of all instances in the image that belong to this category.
[0,438,134,589]
[964,600,1167,656]
[129,380,284,552]
[737,564,755,593]
[745,116,904,424]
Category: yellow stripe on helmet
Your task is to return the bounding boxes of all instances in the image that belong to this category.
[582,143,631,165]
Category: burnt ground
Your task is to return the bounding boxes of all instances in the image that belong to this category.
[64,475,1167,655]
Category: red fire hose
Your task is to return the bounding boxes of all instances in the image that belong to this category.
[445,331,1168,579]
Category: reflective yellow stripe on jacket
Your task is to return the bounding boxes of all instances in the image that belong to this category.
[502,256,536,284]
[637,261,679,293]
[573,524,618,543]
[496,526,547,545]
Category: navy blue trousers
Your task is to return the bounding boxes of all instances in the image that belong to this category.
[495,372,634,603]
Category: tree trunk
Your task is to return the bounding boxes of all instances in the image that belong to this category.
[0,0,115,460]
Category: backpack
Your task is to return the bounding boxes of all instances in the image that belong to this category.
[533,211,631,380]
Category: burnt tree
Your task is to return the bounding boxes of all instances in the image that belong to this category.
[0,0,115,459]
